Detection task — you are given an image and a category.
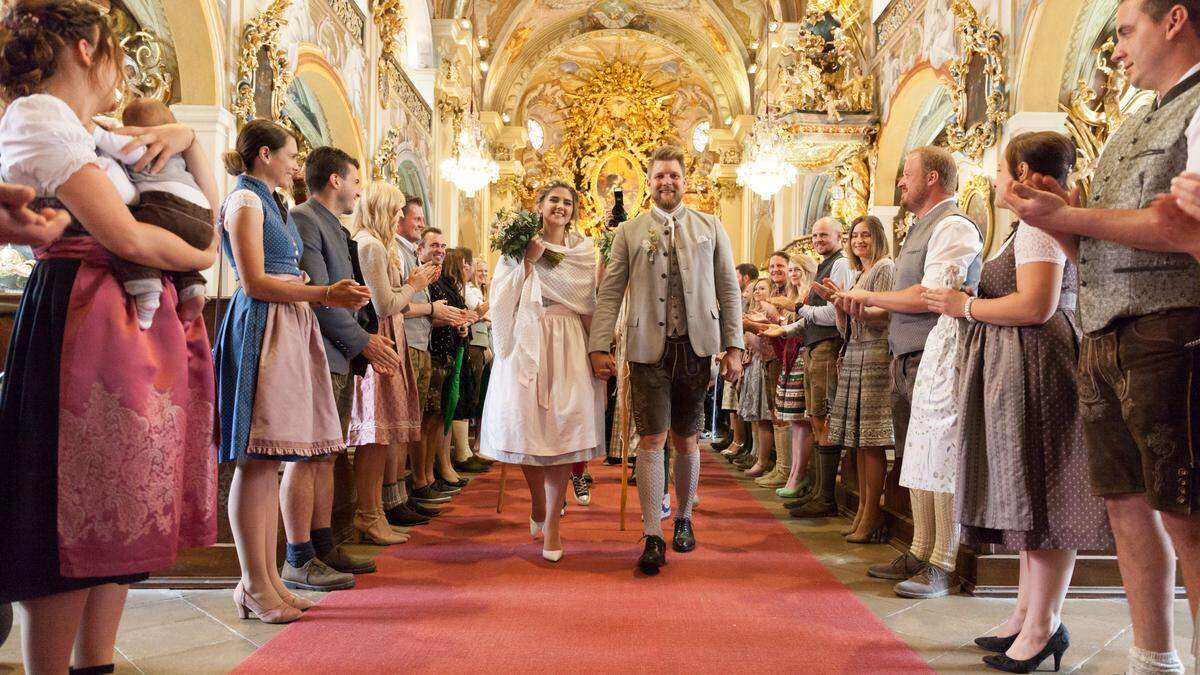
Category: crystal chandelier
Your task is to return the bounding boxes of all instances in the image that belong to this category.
[440,113,499,197]
[736,112,798,200]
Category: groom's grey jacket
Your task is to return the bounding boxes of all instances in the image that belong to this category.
[589,206,743,364]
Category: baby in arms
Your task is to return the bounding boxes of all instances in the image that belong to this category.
[93,98,213,329]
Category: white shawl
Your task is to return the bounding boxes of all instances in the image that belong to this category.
[491,230,596,389]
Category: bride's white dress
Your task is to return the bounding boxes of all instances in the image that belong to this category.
[479,231,607,466]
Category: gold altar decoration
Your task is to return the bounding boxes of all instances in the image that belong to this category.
[556,60,677,232]
[589,150,647,225]
[231,0,293,125]
[1063,38,1155,199]
[945,0,1008,160]
[781,0,873,122]
[783,236,820,261]
[958,174,996,255]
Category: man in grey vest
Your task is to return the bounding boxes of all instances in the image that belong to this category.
[590,146,744,575]
[1007,2,1200,669]
[291,147,395,588]
[781,217,857,518]
[834,146,982,599]
[395,199,469,510]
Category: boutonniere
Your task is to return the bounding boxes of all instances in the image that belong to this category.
[641,226,660,263]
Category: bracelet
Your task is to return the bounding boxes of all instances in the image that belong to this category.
[963,296,977,323]
[323,285,331,306]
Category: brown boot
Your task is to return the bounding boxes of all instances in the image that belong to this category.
[355,509,410,545]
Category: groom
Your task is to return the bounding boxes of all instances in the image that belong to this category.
[590,146,744,574]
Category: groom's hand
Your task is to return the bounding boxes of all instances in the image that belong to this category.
[719,348,744,384]
[589,351,616,380]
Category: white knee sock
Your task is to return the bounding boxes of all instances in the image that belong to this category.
[673,450,700,521]
[383,482,402,510]
[1128,646,1184,674]
[909,488,935,561]
[637,448,666,537]
[930,490,961,572]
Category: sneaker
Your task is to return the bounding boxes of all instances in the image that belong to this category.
[660,492,672,520]
[281,557,355,591]
[583,472,594,485]
[867,551,926,581]
[893,563,960,599]
[571,474,592,506]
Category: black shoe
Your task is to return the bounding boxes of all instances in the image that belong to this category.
[982,624,1069,673]
[672,518,696,553]
[70,666,115,675]
[412,485,452,504]
[408,500,441,517]
[432,479,462,495]
[637,535,667,575]
[975,634,1019,653]
[453,459,486,474]
[436,474,470,489]
[385,503,430,527]
[603,456,622,465]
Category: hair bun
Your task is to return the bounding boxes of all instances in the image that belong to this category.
[222,150,246,176]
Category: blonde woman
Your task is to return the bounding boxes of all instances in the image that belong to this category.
[348,182,439,544]
[738,278,781,477]
[762,255,817,498]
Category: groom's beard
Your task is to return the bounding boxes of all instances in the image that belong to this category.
[653,191,682,211]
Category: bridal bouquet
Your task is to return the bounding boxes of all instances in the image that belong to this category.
[490,208,563,268]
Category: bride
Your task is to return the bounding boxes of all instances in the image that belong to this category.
[479,180,606,562]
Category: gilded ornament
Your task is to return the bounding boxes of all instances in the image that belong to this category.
[231,0,293,125]
[328,0,365,45]
[379,56,433,131]
[944,0,1009,161]
[781,1,873,122]
[1063,38,1155,199]
[373,0,406,61]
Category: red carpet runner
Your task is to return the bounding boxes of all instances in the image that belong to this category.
[234,452,930,674]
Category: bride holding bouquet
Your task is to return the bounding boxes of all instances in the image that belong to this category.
[479,180,606,563]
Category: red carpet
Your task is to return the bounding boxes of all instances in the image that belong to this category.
[234,452,930,674]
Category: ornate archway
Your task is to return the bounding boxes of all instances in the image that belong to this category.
[294,47,367,165]
[873,66,948,207]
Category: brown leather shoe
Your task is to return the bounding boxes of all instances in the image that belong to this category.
[867,551,925,581]
[321,545,376,574]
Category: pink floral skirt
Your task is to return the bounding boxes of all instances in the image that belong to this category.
[348,314,422,446]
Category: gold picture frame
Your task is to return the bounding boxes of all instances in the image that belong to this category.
[958,174,996,256]
[589,150,647,223]
[231,0,293,126]
[945,0,1009,160]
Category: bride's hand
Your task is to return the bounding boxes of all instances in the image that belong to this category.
[524,236,546,264]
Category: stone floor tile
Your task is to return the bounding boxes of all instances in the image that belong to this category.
[133,638,255,674]
[115,616,239,662]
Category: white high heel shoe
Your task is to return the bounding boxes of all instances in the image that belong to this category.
[542,548,563,563]
[530,517,544,537]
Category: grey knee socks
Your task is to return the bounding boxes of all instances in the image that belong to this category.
[674,450,700,521]
[637,448,666,537]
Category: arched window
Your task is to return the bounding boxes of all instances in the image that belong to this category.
[527,118,545,151]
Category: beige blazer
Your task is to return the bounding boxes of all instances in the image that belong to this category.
[589,207,744,364]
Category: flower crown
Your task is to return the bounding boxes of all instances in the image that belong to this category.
[2,12,40,32]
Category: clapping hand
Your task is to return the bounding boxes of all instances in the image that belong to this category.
[407,261,439,291]
[831,285,870,318]
[1003,173,1080,230]
[325,279,371,309]
[761,324,785,338]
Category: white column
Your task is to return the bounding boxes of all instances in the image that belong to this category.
[171,104,237,297]
[870,204,902,253]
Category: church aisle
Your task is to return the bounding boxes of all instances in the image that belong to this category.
[232,451,930,674]
[0,451,1174,673]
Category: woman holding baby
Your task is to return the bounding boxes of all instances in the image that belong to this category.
[0,1,222,672]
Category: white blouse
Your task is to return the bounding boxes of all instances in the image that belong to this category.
[991,221,1067,267]
[0,94,136,203]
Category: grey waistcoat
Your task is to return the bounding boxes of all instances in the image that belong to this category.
[888,199,982,356]
[804,250,845,346]
[398,240,432,351]
[1078,69,1200,334]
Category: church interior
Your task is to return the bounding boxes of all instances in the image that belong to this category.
[0,0,1194,673]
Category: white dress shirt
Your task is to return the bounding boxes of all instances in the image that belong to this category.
[920,197,983,288]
